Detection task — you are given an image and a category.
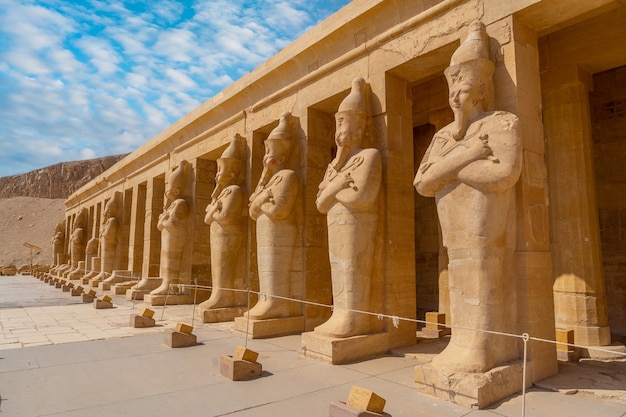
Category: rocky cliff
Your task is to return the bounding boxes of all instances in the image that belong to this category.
[0,154,128,199]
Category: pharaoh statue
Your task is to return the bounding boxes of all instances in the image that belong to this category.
[51,220,66,267]
[82,236,100,280]
[150,160,192,295]
[97,192,122,283]
[413,21,522,373]
[245,113,301,320]
[65,207,88,276]
[314,77,382,338]
[197,134,247,314]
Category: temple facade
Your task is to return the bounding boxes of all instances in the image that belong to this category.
[55,0,626,408]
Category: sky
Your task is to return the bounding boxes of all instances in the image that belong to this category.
[0,0,351,178]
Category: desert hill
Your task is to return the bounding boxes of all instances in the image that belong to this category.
[0,154,127,199]
[0,197,67,266]
[0,155,128,267]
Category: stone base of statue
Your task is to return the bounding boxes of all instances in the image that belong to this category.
[112,281,139,295]
[130,314,156,328]
[144,294,194,306]
[88,275,105,288]
[164,329,197,348]
[234,316,305,339]
[54,281,62,288]
[62,284,71,292]
[80,273,95,285]
[70,288,82,296]
[329,401,392,417]
[301,331,389,365]
[101,270,133,290]
[125,278,162,300]
[220,355,263,381]
[67,262,86,280]
[414,360,525,409]
[199,306,247,323]
[81,259,101,284]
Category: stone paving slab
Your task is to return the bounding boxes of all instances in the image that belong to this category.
[1,275,626,416]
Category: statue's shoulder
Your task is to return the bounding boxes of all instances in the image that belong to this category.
[277,169,299,181]
[360,147,381,158]
[484,111,519,126]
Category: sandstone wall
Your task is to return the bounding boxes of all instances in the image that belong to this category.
[0,155,127,199]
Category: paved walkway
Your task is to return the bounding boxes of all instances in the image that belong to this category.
[1,275,625,417]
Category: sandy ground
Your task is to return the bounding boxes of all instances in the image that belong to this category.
[0,197,66,267]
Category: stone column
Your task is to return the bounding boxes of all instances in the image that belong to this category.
[499,16,558,379]
[376,73,417,349]
[144,176,165,279]
[542,63,612,349]
[300,107,333,330]
[127,183,146,275]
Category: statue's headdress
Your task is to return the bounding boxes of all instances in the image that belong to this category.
[217,133,246,176]
[265,112,294,159]
[337,77,369,118]
[104,191,122,218]
[444,20,495,108]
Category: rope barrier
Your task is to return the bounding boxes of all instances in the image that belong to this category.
[40,274,626,416]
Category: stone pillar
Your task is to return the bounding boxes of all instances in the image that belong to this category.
[376,72,417,349]
[117,188,132,271]
[301,107,333,330]
[127,182,146,275]
[191,157,215,302]
[142,176,165,279]
[499,16,558,379]
[542,64,612,348]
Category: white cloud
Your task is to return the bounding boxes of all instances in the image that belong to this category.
[0,0,350,177]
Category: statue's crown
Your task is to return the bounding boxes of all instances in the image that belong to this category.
[338,77,368,115]
[444,20,495,86]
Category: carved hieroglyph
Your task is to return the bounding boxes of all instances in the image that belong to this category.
[198,134,247,311]
[314,77,382,338]
[413,21,522,373]
[51,220,65,267]
[150,160,192,295]
[246,113,301,320]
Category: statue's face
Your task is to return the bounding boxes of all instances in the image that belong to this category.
[262,142,284,170]
[215,160,235,186]
[165,186,180,202]
[335,113,363,149]
[449,80,481,116]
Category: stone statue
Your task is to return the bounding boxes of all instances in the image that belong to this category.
[68,208,88,272]
[84,237,99,275]
[245,113,301,320]
[314,77,382,338]
[98,192,121,282]
[198,134,247,312]
[413,21,522,373]
[51,220,65,267]
[151,160,192,295]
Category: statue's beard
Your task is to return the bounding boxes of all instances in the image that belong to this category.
[255,165,275,191]
[211,183,223,201]
[450,108,471,140]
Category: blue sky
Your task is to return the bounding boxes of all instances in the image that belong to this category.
[0,0,351,177]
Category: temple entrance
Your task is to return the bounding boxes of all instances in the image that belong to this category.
[410,74,452,323]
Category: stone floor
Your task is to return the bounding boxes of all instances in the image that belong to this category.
[1,274,625,417]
